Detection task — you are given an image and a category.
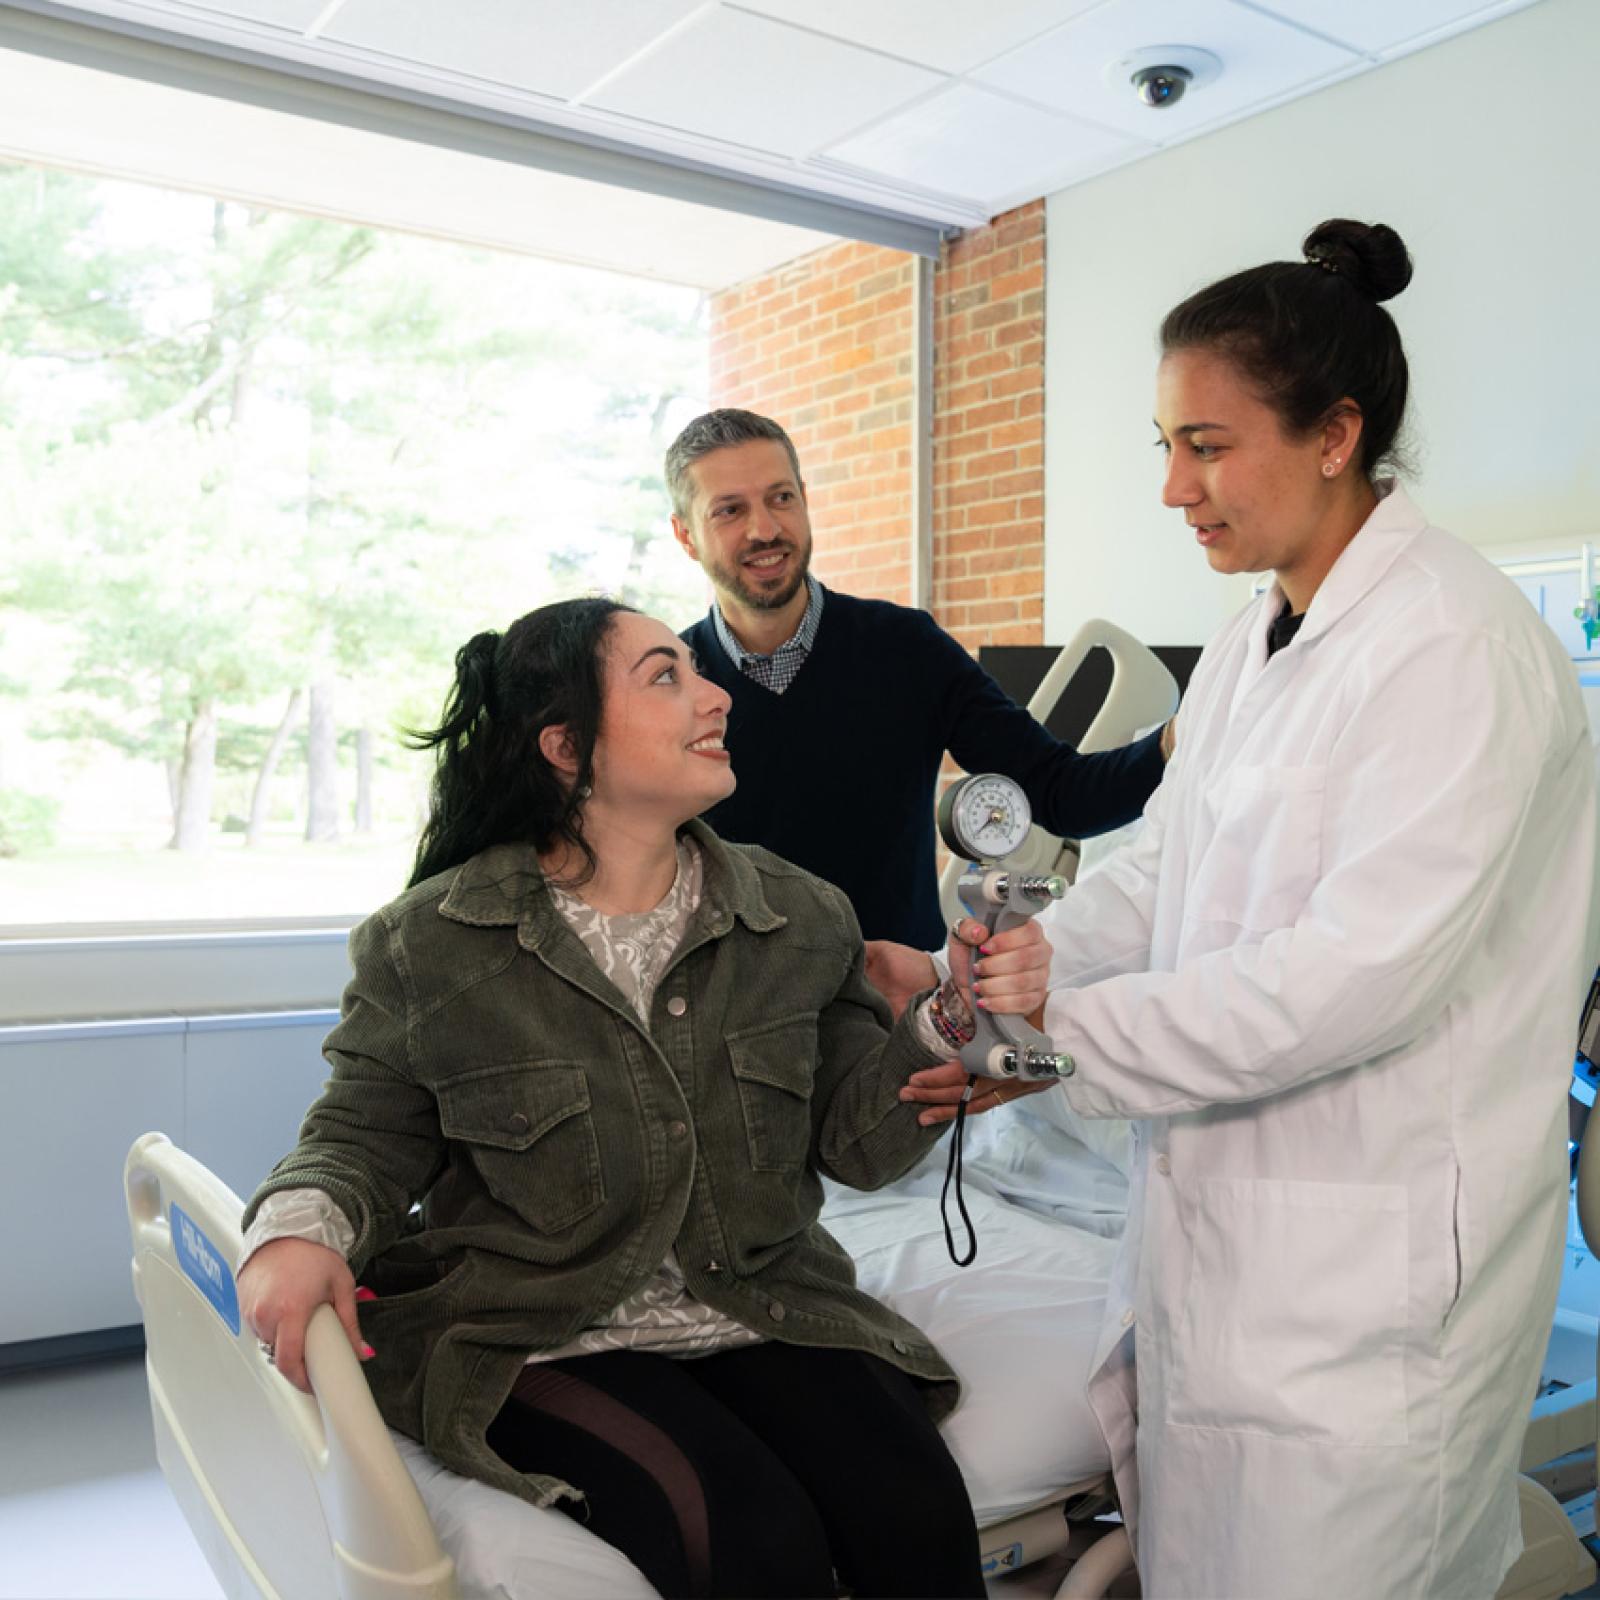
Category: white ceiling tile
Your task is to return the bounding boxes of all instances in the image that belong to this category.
[0,40,838,291]
[586,5,943,160]
[1253,0,1519,55]
[824,82,1146,207]
[975,0,1359,142]
[321,0,705,102]
[736,0,1103,74]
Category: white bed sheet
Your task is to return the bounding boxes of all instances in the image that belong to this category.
[395,1165,1121,1600]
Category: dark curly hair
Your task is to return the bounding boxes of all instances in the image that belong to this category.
[406,597,635,890]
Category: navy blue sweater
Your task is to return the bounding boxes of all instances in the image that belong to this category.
[683,588,1165,949]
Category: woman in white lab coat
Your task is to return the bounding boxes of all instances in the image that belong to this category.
[909,218,1599,1597]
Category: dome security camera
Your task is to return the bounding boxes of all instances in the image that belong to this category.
[1131,64,1191,107]
[1104,46,1223,111]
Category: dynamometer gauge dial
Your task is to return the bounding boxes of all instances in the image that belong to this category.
[938,773,1032,862]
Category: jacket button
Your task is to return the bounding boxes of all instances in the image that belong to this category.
[1121,1308,1136,1327]
[892,1339,909,1354]
[506,1112,530,1135]
[768,1300,786,1322]
[1156,1154,1172,1176]
[666,996,687,1017]
[705,1260,723,1275]
[668,1120,688,1139]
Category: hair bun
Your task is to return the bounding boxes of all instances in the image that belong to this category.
[1303,219,1412,304]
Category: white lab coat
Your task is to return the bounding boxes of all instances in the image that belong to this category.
[1042,485,1599,1599]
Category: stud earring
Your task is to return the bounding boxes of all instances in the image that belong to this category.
[1321,462,1337,478]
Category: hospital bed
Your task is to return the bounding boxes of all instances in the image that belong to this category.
[125,1116,1600,1600]
[125,1129,1135,1599]
[125,599,1596,1598]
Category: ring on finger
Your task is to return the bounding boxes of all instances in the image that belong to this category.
[258,1340,276,1364]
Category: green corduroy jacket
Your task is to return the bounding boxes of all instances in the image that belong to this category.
[244,819,957,1510]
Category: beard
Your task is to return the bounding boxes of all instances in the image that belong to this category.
[705,539,812,613]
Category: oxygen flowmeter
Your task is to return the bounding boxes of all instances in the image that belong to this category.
[937,772,1076,1083]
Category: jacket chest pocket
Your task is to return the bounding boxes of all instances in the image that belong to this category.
[436,1061,605,1234]
[727,1016,819,1174]
[1185,763,1325,934]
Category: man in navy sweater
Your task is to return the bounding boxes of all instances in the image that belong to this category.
[668,409,1168,950]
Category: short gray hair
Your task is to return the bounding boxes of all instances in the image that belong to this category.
[664,409,804,522]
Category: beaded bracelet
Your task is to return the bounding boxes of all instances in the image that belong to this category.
[927,978,977,1051]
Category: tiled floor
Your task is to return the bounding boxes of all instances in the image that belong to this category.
[0,1354,221,1600]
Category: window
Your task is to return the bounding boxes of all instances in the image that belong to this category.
[0,161,710,929]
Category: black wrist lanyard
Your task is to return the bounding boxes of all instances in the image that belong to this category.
[939,1075,980,1267]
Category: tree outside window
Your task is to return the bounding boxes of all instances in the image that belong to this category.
[0,163,709,924]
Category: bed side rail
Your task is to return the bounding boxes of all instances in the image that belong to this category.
[125,1131,457,1600]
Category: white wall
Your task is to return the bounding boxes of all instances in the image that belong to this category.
[1044,0,1600,648]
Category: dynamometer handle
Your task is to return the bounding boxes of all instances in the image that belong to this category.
[955,869,1075,1082]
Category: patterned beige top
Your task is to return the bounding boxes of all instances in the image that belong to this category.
[538,835,762,1360]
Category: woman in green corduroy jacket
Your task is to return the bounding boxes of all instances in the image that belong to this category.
[235,596,1050,1600]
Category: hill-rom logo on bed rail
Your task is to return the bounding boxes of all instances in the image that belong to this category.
[170,1202,241,1336]
[980,1542,1023,1576]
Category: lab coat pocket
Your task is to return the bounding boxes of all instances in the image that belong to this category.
[727,1014,818,1174]
[1169,1176,1409,1446]
[1186,764,1325,934]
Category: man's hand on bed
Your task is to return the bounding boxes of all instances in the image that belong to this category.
[238,1237,374,1394]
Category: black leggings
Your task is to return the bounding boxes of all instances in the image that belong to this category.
[484,1341,986,1599]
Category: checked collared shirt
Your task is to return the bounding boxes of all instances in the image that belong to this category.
[709,573,824,695]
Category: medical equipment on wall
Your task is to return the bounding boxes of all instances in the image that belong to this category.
[1496,545,1600,662]
[937,772,1074,1085]
[937,619,1180,932]
[1497,545,1600,754]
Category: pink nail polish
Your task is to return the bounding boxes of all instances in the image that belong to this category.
[355,1287,377,1303]
[360,1343,376,1358]
[977,998,990,1010]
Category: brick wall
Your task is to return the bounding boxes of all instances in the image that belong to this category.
[708,201,1048,653]
[709,240,916,605]
[931,200,1046,653]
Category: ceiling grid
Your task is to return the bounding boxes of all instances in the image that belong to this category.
[0,0,1548,272]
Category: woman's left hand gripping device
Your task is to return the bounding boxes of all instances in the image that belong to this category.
[938,773,1076,1084]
